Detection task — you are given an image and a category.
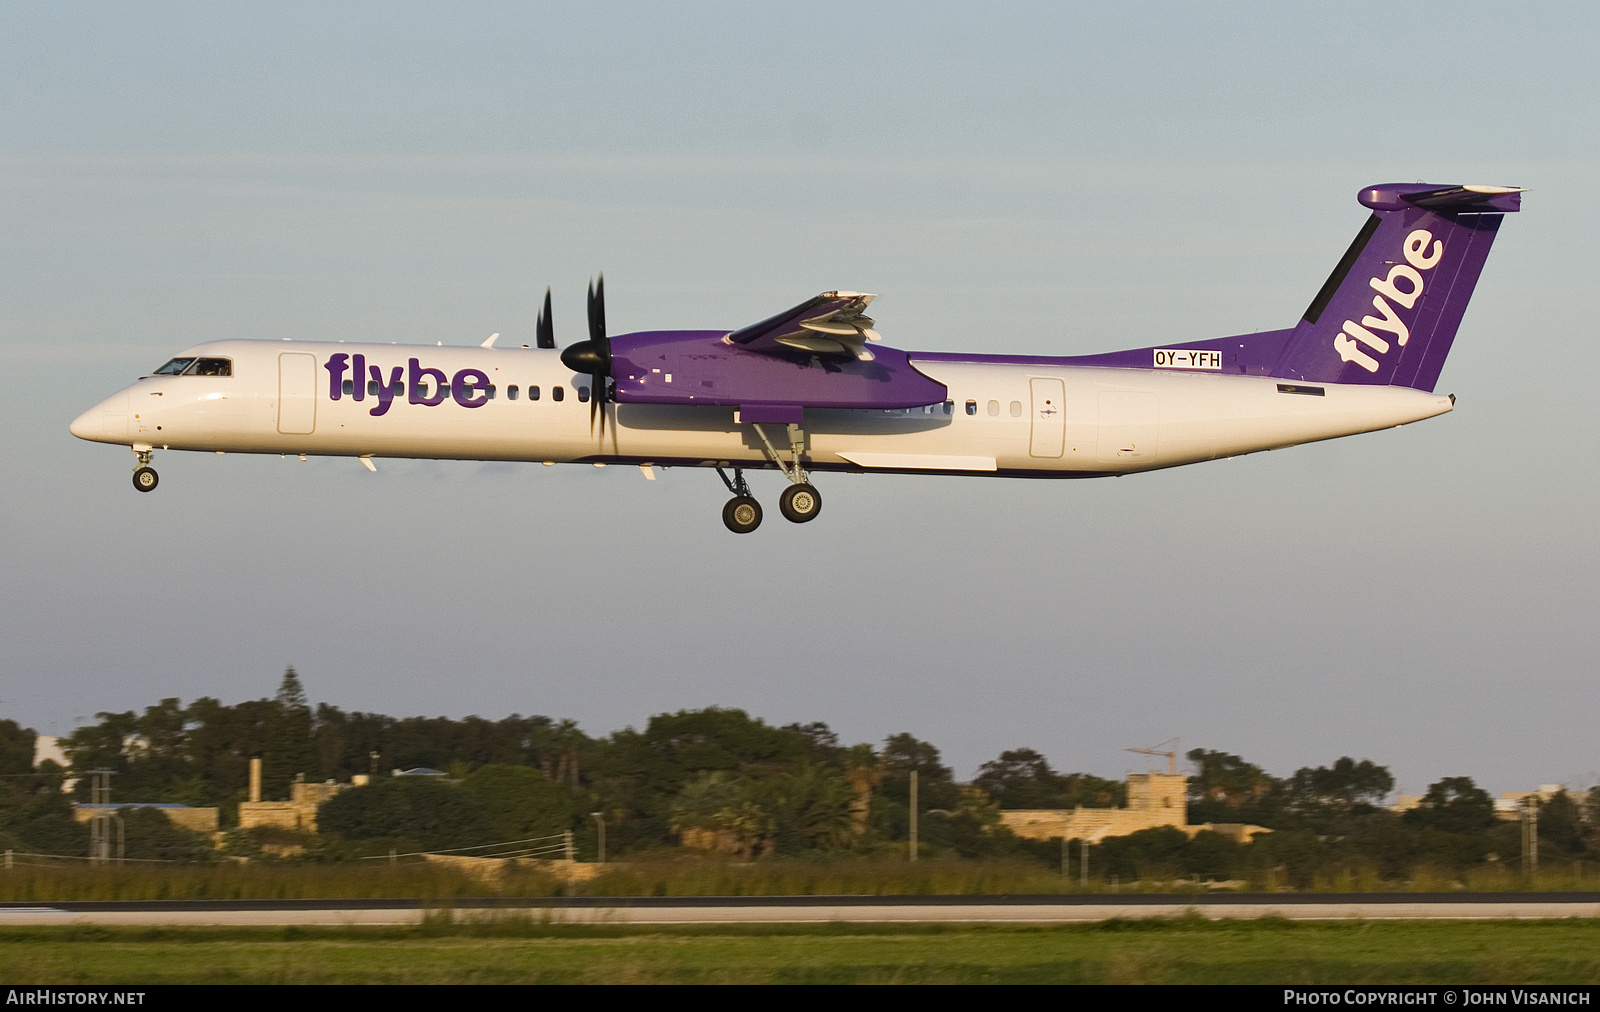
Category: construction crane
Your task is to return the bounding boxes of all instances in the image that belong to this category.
[1125,738,1180,775]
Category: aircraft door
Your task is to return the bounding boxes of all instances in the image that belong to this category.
[277,353,317,435]
[1029,377,1065,458]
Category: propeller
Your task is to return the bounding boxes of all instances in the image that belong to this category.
[559,274,611,439]
[535,287,554,349]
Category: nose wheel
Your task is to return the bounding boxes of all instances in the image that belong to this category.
[130,448,159,492]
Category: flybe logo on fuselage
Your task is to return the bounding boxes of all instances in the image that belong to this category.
[1331,229,1444,374]
[322,354,490,416]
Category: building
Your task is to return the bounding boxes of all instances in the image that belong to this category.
[72,802,219,834]
[237,779,350,833]
[1000,770,1270,845]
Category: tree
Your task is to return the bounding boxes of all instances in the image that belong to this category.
[316,777,493,850]
[1187,748,1280,823]
[1287,757,1394,814]
[0,719,35,775]
[1403,777,1496,835]
[121,807,211,862]
[263,667,315,798]
[1536,791,1589,856]
[459,765,572,843]
[973,748,1125,809]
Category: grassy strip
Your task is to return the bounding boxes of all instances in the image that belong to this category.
[2,919,1600,984]
[6,858,1599,902]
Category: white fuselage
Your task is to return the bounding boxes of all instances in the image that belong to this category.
[71,339,1454,477]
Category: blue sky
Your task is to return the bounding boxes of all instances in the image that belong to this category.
[2,2,1596,793]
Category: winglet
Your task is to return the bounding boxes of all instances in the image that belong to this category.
[480,333,500,349]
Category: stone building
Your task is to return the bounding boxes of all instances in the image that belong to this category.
[1001,770,1269,845]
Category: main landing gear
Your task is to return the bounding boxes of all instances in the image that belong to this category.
[131,448,158,493]
[714,422,824,533]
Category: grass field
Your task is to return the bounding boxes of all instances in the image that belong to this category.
[3,919,1600,984]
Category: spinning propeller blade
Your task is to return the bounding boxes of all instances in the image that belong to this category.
[561,275,611,440]
[536,287,554,349]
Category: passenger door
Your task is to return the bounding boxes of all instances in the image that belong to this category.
[1028,377,1066,458]
[277,353,317,435]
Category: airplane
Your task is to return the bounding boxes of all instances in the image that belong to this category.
[70,181,1520,533]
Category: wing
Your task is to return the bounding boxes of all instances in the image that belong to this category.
[725,291,882,361]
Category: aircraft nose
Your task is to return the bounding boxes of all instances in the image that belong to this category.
[69,406,99,440]
[70,389,129,443]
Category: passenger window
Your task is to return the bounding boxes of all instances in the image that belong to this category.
[342,379,354,395]
[486,385,496,399]
[577,386,589,402]
[943,401,953,415]
[987,400,999,417]
[529,385,540,401]
[192,358,231,376]
[152,358,195,376]
[508,385,519,401]
[552,386,564,402]
[965,399,977,415]
[368,380,379,396]
[1010,400,1022,417]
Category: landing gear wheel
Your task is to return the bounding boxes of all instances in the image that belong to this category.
[132,467,159,493]
[722,495,762,534]
[779,483,821,523]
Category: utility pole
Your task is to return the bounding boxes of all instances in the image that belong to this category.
[909,770,918,862]
[591,812,605,865]
[86,770,114,866]
[1080,839,1089,885]
[1522,796,1540,876]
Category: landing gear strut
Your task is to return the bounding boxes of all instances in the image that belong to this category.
[717,467,761,534]
[753,422,823,525]
[131,448,158,493]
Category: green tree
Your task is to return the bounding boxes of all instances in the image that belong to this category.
[1536,791,1589,857]
[459,765,572,843]
[1286,757,1394,815]
[1187,748,1281,824]
[120,807,212,862]
[0,719,35,775]
[1404,777,1495,835]
[973,748,1126,809]
[317,777,493,850]
[263,667,315,798]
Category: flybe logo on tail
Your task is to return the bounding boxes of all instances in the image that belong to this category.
[1332,229,1444,373]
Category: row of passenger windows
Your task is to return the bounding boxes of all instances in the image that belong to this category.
[887,400,1024,418]
[339,379,588,402]
[967,399,1024,417]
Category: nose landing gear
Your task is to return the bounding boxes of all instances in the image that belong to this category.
[131,447,158,493]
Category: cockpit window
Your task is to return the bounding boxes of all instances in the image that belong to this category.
[152,358,195,375]
[190,358,232,376]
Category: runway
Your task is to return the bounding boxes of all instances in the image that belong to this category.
[4,893,1600,927]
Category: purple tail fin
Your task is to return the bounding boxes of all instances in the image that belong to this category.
[1272,184,1520,391]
